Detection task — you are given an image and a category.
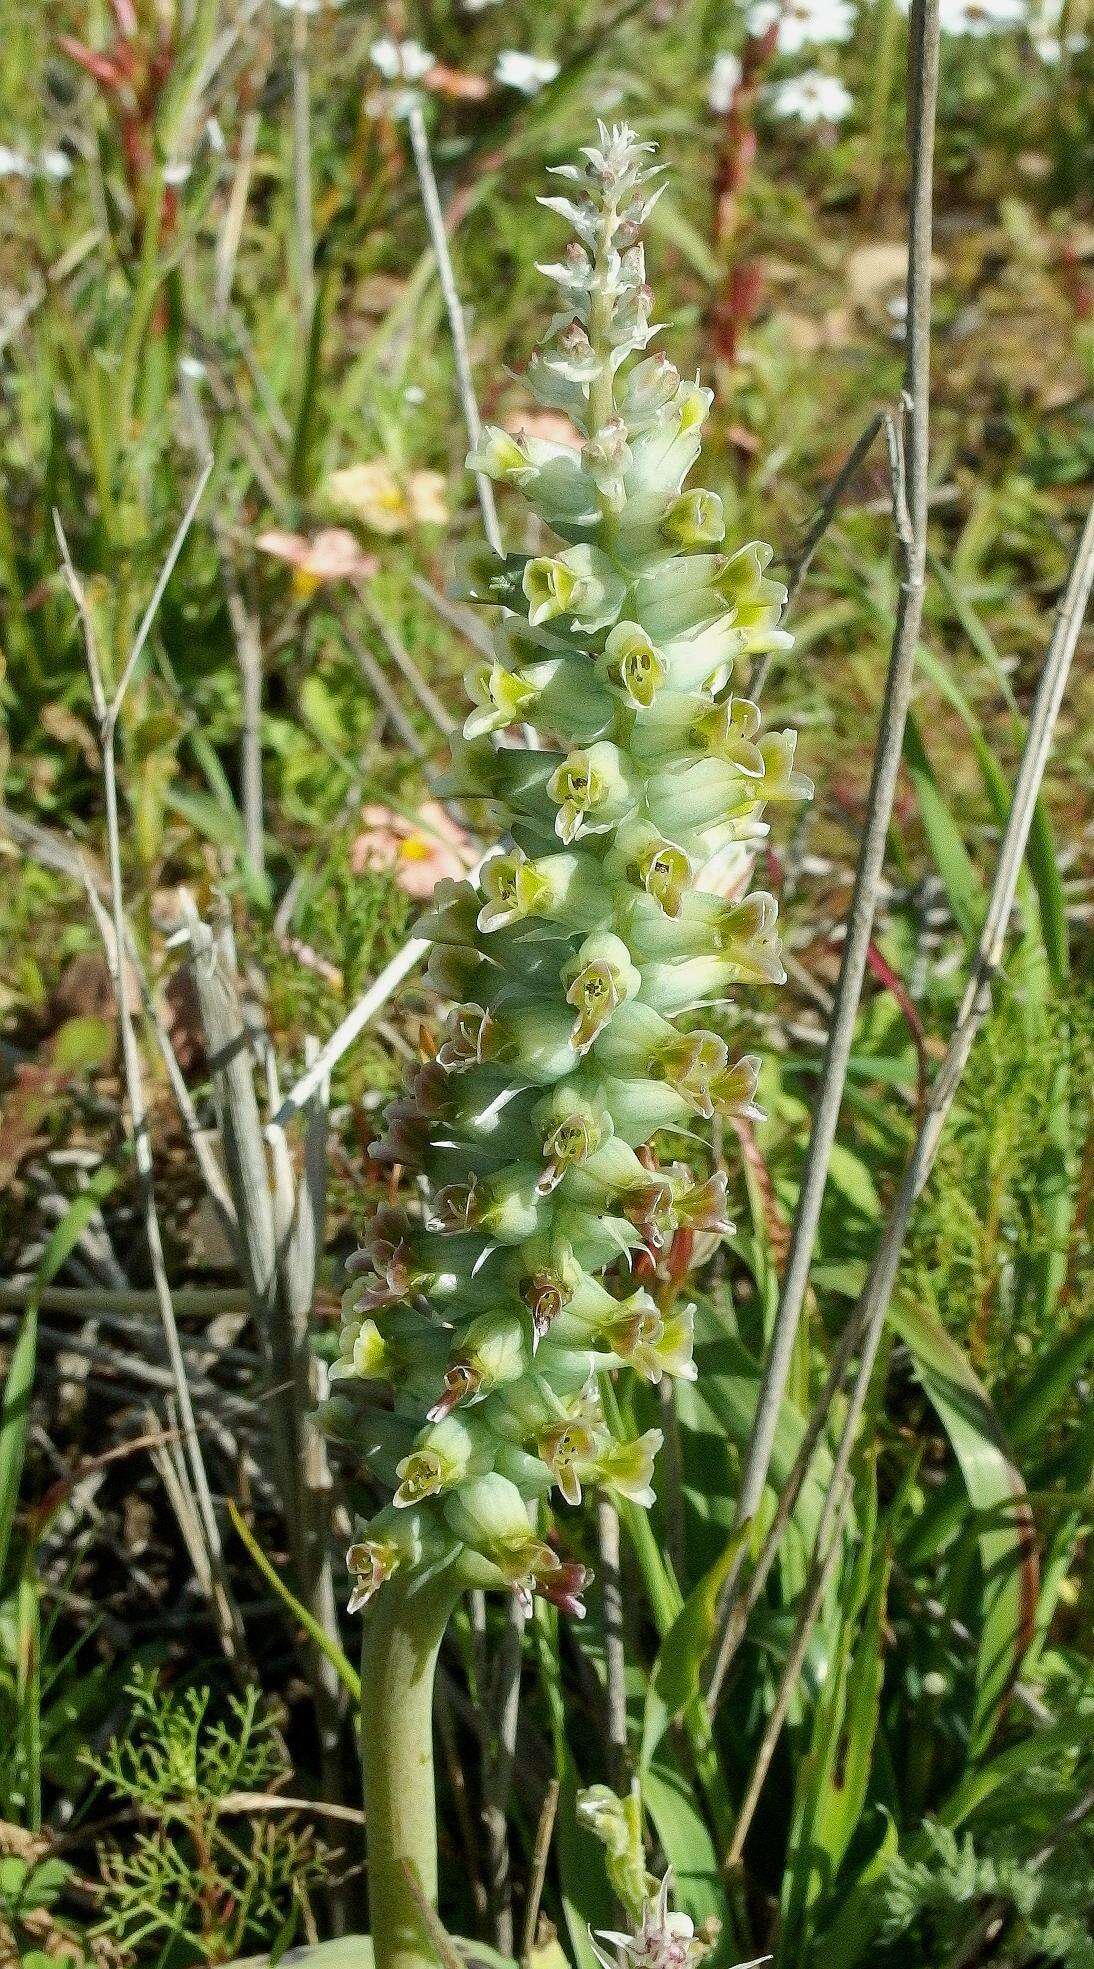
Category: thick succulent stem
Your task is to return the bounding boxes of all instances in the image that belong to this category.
[360,1574,459,1969]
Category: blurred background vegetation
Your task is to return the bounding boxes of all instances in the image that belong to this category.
[0,0,1091,1964]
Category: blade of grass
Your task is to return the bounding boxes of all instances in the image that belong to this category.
[228,1500,360,1703]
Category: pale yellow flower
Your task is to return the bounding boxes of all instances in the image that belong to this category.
[325,461,448,535]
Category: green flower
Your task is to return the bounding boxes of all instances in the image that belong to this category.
[338,122,810,1620]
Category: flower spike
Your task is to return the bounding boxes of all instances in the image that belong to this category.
[334,124,809,1615]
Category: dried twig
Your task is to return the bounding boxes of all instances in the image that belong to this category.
[406,99,502,558]
[0,1284,250,1317]
[520,1778,561,1966]
[410,571,494,658]
[399,1859,466,1969]
[483,1596,526,1953]
[182,378,266,879]
[290,2,314,331]
[750,407,887,702]
[726,1476,852,1865]
[340,607,430,759]
[274,935,429,1124]
[597,1496,628,1788]
[707,0,941,1711]
[359,586,455,738]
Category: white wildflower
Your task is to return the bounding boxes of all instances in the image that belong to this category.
[38,148,72,181]
[1026,0,1087,47]
[937,0,1024,30]
[1033,28,1088,56]
[746,0,856,51]
[370,36,435,81]
[495,49,560,93]
[708,51,743,113]
[163,160,192,186]
[767,69,852,123]
[591,1872,770,1969]
[0,145,33,179]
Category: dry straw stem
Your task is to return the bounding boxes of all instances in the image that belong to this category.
[290,0,315,332]
[181,898,347,1790]
[274,935,430,1124]
[0,1284,250,1317]
[483,1595,527,1952]
[707,0,942,1711]
[9,787,238,1237]
[520,1778,561,1966]
[405,98,502,559]
[727,494,1094,1860]
[53,489,246,1664]
[598,1495,629,1788]
[749,405,888,704]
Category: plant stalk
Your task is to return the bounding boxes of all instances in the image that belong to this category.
[361,1573,459,1969]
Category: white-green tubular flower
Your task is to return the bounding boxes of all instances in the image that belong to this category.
[336,122,810,1622]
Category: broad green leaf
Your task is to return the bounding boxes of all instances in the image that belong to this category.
[921,575,1068,984]
[906,1316,1094,1568]
[824,1143,882,1220]
[642,1759,725,1932]
[892,1296,1036,1756]
[165,784,248,854]
[780,1521,890,1958]
[902,713,984,945]
[641,1523,752,1771]
[691,1304,832,1552]
[803,1811,900,1969]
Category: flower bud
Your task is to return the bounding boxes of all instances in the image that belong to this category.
[617,351,680,431]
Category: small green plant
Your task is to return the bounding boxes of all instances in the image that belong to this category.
[88,1670,322,1966]
[878,1814,1094,1968]
[0,1839,83,1968]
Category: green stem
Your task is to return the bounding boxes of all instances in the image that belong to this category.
[360,1572,459,1969]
